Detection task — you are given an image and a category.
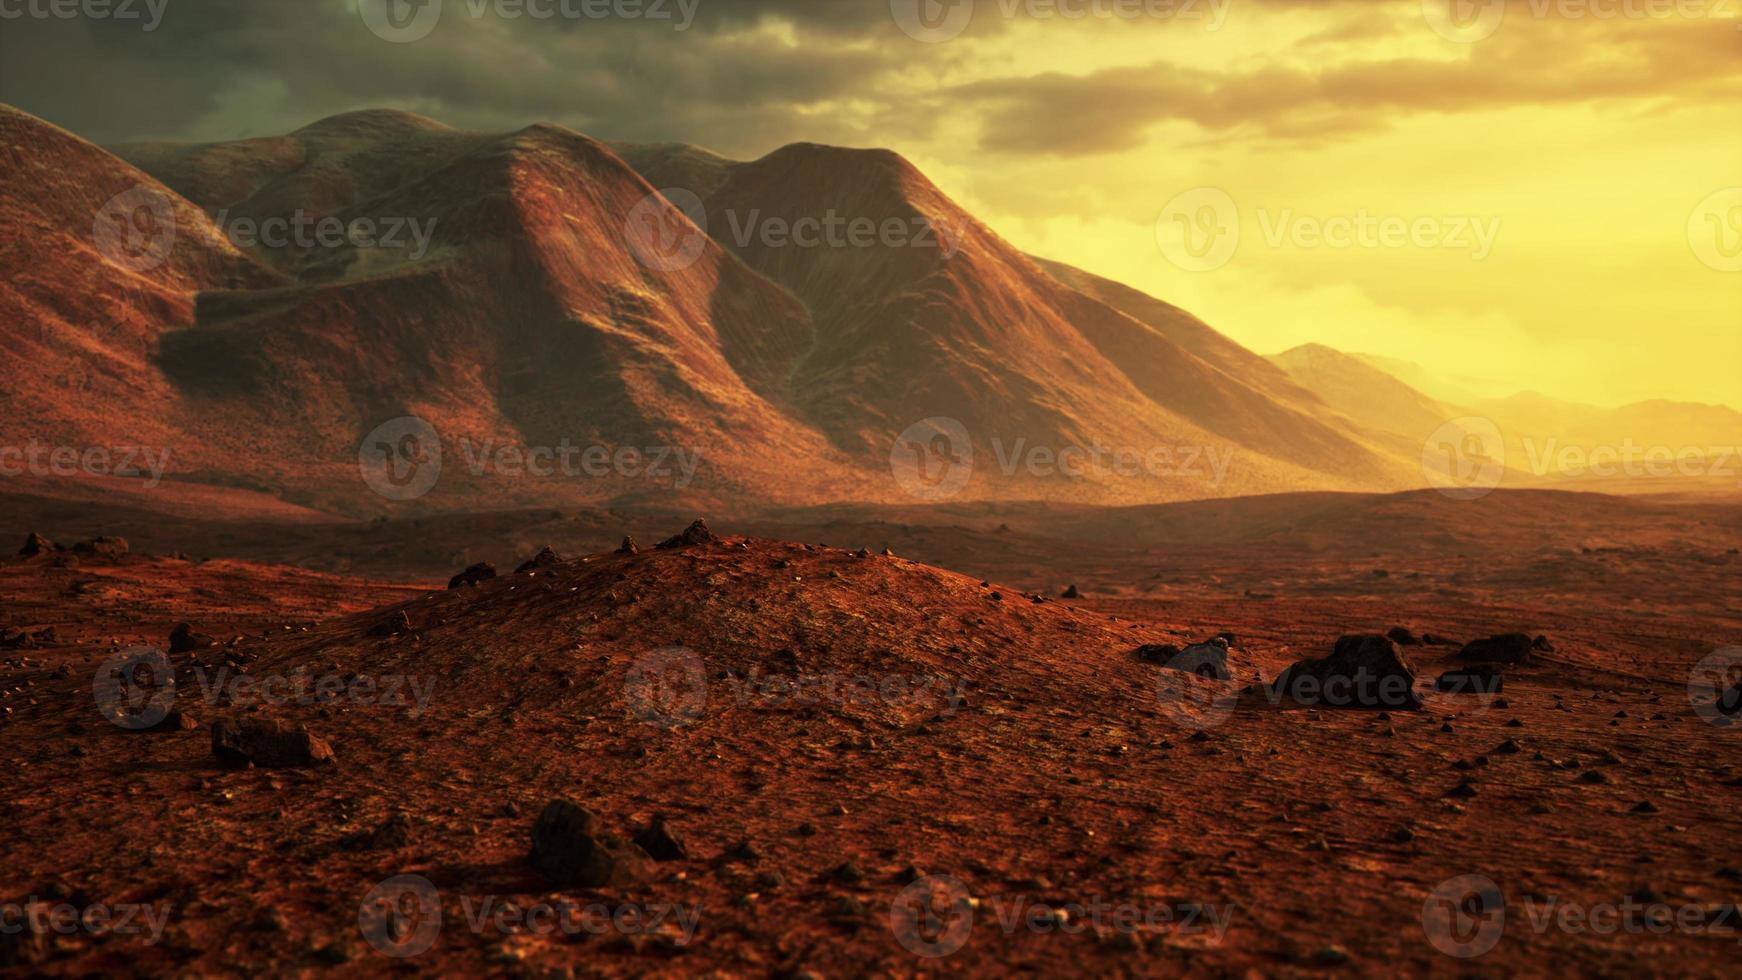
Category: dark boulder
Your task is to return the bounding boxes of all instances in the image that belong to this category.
[1272,635,1423,710]
[367,610,412,637]
[1458,633,1534,665]
[1166,641,1233,680]
[1421,633,1457,646]
[210,718,335,769]
[72,536,128,558]
[447,562,497,590]
[656,519,718,550]
[18,533,56,557]
[632,815,691,862]
[1532,634,1555,653]
[1136,643,1182,665]
[1437,665,1504,695]
[1720,681,1742,718]
[616,536,639,555]
[1386,627,1420,646]
[514,547,561,574]
[531,800,651,888]
[1061,585,1081,599]
[168,623,216,654]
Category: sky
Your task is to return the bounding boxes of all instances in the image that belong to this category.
[3,0,1739,408]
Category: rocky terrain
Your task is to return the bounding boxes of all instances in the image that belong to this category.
[3,515,1738,976]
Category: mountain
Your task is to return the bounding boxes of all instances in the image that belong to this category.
[8,105,1427,513]
[1267,343,1452,443]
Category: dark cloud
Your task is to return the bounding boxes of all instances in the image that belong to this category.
[0,0,1734,157]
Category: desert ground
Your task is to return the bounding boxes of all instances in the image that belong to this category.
[4,488,1739,977]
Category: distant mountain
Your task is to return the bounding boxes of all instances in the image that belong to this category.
[0,104,1555,516]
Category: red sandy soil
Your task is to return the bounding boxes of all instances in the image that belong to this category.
[2,512,1738,976]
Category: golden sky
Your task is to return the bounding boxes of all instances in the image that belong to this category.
[5,0,1738,408]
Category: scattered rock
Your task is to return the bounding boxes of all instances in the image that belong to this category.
[1719,681,1742,718]
[72,536,128,558]
[1061,584,1081,599]
[831,862,866,884]
[530,800,651,889]
[1446,780,1479,799]
[1630,801,1660,814]
[1494,739,1522,755]
[1457,633,1535,665]
[1436,665,1503,695]
[657,520,718,550]
[616,536,639,556]
[1272,634,1423,710]
[210,718,335,769]
[148,709,199,733]
[447,562,497,590]
[514,547,561,574]
[1421,633,1457,646]
[1532,634,1555,653]
[1143,641,1232,680]
[1386,627,1420,646]
[168,623,217,655]
[342,812,411,851]
[367,610,412,638]
[632,816,690,862]
[1135,643,1182,665]
[18,533,56,558]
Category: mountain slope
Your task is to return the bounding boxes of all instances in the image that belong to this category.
[7,106,1427,511]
